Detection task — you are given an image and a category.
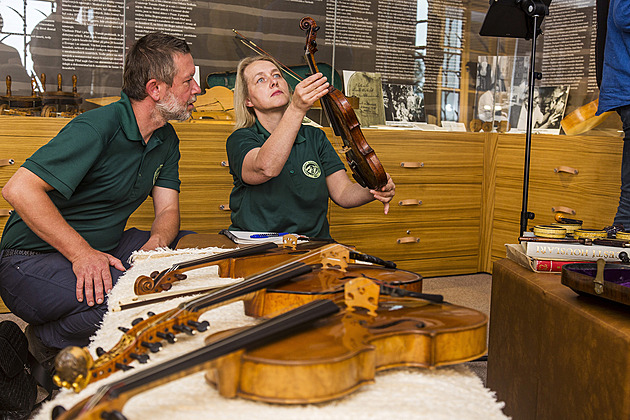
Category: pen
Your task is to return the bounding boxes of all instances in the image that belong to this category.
[250,232,290,238]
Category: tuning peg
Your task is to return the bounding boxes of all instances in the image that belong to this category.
[150,271,159,279]
[187,320,209,332]
[141,341,162,352]
[129,352,149,363]
[131,317,143,326]
[115,363,134,371]
[96,347,106,357]
[156,331,177,343]
[172,324,195,335]
[147,311,156,317]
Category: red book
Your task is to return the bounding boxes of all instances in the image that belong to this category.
[531,259,584,273]
[506,243,590,273]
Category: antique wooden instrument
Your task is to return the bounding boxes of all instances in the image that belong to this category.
[133,241,280,295]
[241,248,427,318]
[133,241,397,295]
[560,98,612,136]
[203,278,488,404]
[300,16,387,190]
[53,300,340,420]
[0,75,42,114]
[54,258,317,393]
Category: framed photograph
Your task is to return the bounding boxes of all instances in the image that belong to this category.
[382,83,426,123]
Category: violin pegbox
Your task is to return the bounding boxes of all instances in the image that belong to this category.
[344,277,380,316]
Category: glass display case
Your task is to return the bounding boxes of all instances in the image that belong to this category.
[0,0,620,135]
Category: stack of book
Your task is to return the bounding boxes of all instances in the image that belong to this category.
[506,240,626,273]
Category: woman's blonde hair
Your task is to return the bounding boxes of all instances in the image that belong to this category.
[233,55,287,130]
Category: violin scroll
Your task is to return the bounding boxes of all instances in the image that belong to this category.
[300,17,319,55]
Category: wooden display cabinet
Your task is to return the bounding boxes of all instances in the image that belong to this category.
[484,133,622,271]
[328,130,485,277]
[0,115,623,283]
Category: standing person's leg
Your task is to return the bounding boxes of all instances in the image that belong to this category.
[614,105,630,229]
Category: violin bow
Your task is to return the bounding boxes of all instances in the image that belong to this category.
[232,29,304,84]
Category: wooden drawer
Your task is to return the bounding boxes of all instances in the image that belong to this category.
[395,255,479,278]
[330,218,480,277]
[496,134,623,196]
[0,116,69,138]
[330,129,485,185]
[329,183,481,225]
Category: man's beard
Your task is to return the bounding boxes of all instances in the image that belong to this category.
[156,90,195,121]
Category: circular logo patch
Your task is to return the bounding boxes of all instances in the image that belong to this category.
[302,160,321,179]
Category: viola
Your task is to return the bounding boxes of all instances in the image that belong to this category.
[300,17,387,190]
[53,300,340,420]
[204,277,488,404]
[242,252,427,318]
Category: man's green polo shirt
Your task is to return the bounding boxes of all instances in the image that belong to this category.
[0,92,181,252]
[226,119,345,239]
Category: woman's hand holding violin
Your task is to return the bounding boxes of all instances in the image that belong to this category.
[289,72,329,114]
[370,173,395,214]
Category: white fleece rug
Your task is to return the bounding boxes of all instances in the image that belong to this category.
[34,248,508,420]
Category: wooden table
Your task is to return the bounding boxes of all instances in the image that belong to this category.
[487,259,630,420]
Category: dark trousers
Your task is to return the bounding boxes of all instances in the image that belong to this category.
[616,105,630,230]
[0,228,194,349]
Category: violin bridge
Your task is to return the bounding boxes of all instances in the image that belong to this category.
[344,277,379,316]
[321,248,349,272]
[282,234,298,250]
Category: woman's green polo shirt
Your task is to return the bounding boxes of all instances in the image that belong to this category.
[0,93,181,252]
[226,120,345,239]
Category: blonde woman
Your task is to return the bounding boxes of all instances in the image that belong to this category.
[226,56,395,239]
